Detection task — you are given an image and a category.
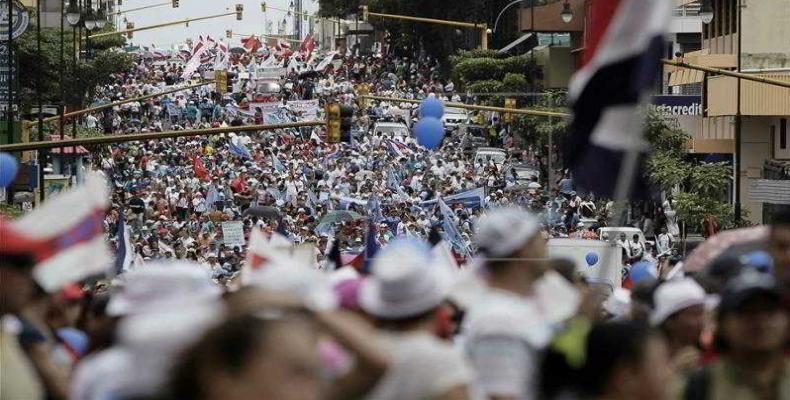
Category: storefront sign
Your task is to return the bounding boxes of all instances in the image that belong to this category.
[651,95,703,116]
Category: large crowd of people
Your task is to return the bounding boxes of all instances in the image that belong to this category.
[1,41,788,400]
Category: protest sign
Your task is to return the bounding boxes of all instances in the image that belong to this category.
[222,221,246,247]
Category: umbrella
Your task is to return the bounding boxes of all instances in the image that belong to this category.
[319,210,363,225]
[683,226,769,272]
[229,47,246,55]
[299,70,319,79]
[243,206,281,219]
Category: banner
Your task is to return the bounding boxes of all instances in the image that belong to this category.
[286,99,319,120]
[222,221,245,247]
[256,66,286,81]
[315,51,339,72]
[248,102,281,116]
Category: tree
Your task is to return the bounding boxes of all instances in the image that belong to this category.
[14,24,132,113]
[644,111,737,231]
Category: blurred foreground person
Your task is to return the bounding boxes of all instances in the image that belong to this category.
[464,208,579,400]
[0,222,45,399]
[359,238,471,400]
[684,271,790,400]
[651,278,707,376]
[540,320,673,400]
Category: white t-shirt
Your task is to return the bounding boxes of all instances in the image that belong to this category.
[365,331,471,400]
[462,290,550,400]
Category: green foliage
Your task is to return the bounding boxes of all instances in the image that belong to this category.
[14,27,133,112]
[449,49,506,65]
[467,80,503,95]
[0,203,24,219]
[501,73,529,94]
[454,57,506,82]
[644,110,734,230]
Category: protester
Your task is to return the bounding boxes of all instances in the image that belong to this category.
[651,278,707,376]
[684,271,790,399]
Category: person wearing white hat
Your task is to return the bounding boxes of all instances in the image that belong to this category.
[463,207,578,400]
[359,238,472,400]
[650,277,707,376]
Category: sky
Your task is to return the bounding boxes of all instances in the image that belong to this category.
[120,0,319,49]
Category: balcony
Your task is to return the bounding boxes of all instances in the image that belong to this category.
[518,0,584,33]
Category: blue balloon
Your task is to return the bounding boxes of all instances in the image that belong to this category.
[419,97,444,119]
[414,117,445,150]
[630,260,657,284]
[0,152,18,188]
[585,252,599,266]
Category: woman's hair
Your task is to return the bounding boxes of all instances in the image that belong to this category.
[540,321,654,399]
[167,314,271,400]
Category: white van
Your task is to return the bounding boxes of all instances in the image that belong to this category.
[547,238,623,292]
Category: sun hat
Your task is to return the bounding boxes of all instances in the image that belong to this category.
[106,261,221,317]
[474,207,541,258]
[650,278,706,326]
[359,238,450,319]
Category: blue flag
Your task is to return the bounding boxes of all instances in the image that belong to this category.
[113,209,132,275]
[228,139,252,159]
[438,198,471,257]
[362,220,379,274]
[271,153,286,172]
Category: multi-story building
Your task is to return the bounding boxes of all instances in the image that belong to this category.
[669,0,790,223]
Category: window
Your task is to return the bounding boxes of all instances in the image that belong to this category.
[782,119,788,150]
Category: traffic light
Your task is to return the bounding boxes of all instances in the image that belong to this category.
[235,4,244,20]
[325,103,341,143]
[503,97,517,123]
[261,2,266,12]
[126,22,134,39]
[226,29,232,39]
[339,105,354,142]
[359,5,368,22]
[215,70,228,94]
[171,0,179,8]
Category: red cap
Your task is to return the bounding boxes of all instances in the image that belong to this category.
[59,283,85,302]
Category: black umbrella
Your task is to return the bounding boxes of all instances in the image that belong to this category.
[229,46,246,55]
[299,70,319,79]
[243,206,281,219]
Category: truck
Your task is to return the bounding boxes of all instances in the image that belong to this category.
[547,238,624,292]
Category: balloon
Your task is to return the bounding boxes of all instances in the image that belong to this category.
[0,152,18,188]
[419,97,444,119]
[585,252,599,266]
[630,261,657,284]
[414,117,445,150]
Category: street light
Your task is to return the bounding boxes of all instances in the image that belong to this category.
[95,6,107,29]
[84,8,97,30]
[560,1,573,23]
[66,1,82,26]
[699,0,714,24]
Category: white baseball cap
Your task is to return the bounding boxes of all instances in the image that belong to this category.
[650,278,706,326]
[359,238,451,319]
[474,207,541,258]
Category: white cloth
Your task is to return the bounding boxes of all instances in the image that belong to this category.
[365,331,472,400]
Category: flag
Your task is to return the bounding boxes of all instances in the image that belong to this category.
[213,40,229,70]
[298,33,315,56]
[12,173,112,292]
[271,153,286,172]
[361,220,379,274]
[241,35,262,53]
[438,197,471,257]
[193,156,209,180]
[228,138,252,159]
[368,194,384,223]
[564,0,672,198]
[421,187,486,209]
[315,51,338,72]
[113,209,133,275]
[242,228,292,284]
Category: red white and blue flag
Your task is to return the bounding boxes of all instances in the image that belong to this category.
[564,0,672,198]
[12,173,112,292]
